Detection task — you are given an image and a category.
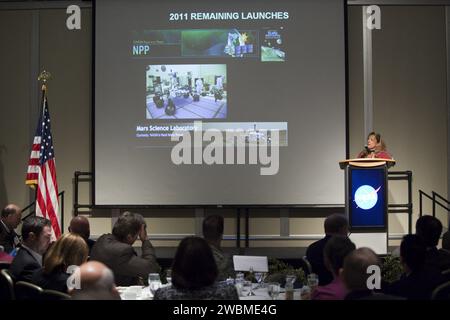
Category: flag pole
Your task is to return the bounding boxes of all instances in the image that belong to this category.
[33,70,51,214]
[38,70,51,100]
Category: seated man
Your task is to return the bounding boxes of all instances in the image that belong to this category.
[90,211,160,286]
[306,213,348,285]
[0,204,22,254]
[202,215,234,281]
[312,236,355,300]
[416,215,450,272]
[384,234,444,300]
[68,215,96,254]
[9,216,52,282]
[71,261,120,300]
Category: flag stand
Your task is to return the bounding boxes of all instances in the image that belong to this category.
[25,69,62,239]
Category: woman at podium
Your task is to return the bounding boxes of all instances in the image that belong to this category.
[357,132,392,159]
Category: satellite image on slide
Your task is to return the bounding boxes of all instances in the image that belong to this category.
[261,28,286,62]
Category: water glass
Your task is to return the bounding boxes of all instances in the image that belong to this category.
[284,275,296,300]
[307,273,319,292]
[166,269,172,285]
[254,272,267,288]
[148,273,162,295]
[300,285,311,300]
[267,282,281,300]
[235,272,245,296]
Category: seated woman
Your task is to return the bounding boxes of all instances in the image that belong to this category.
[357,131,392,159]
[153,236,238,300]
[31,233,88,293]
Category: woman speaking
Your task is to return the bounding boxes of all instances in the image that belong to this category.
[357,132,392,160]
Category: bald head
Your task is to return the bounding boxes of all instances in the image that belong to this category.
[72,261,120,300]
[69,216,90,241]
[1,204,22,229]
[79,261,115,291]
[342,247,379,291]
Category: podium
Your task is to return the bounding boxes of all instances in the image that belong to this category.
[339,158,396,254]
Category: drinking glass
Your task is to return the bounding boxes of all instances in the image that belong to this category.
[254,271,267,289]
[307,273,319,292]
[247,267,256,296]
[267,282,281,300]
[235,272,245,296]
[148,273,162,295]
[301,285,311,300]
[165,269,172,285]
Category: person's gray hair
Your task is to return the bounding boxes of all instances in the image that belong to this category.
[93,267,115,291]
[342,247,380,291]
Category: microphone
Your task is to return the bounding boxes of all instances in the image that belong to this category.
[365,146,374,153]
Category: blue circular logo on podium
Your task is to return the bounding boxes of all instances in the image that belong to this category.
[354,185,380,210]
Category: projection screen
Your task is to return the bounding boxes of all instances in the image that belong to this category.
[94,0,347,206]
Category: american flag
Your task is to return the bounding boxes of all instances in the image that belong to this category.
[26,89,61,239]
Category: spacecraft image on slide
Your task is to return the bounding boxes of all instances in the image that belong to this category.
[181,29,258,58]
[146,64,227,120]
[261,28,286,62]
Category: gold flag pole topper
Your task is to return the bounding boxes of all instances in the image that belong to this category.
[37,70,51,93]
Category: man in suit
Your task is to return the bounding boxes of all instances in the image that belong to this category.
[416,215,450,272]
[9,216,52,282]
[90,211,160,286]
[306,213,349,285]
[69,215,96,254]
[0,204,22,254]
[203,215,234,281]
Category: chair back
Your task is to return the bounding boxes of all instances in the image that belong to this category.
[300,256,313,275]
[41,289,71,300]
[442,268,450,282]
[15,281,43,300]
[431,280,450,300]
[0,269,15,300]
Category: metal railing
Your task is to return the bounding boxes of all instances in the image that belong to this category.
[419,189,450,219]
[74,170,415,244]
[388,171,413,234]
[21,191,65,232]
[73,171,93,216]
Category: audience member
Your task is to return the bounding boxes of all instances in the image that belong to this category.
[90,211,160,286]
[440,230,450,267]
[31,233,88,292]
[416,215,450,271]
[9,216,51,282]
[384,234,444,300]
[0,204,22,254]
[442,230,450,252]
[69,216,96,254]
[154,236,238,300]
[343,248,401,300]
[306,213,349,285]
[71,261,120,300]
[202,215,234,281]
[312,236,355,300]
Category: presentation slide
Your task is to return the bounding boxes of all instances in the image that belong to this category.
[94,0,347,206]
